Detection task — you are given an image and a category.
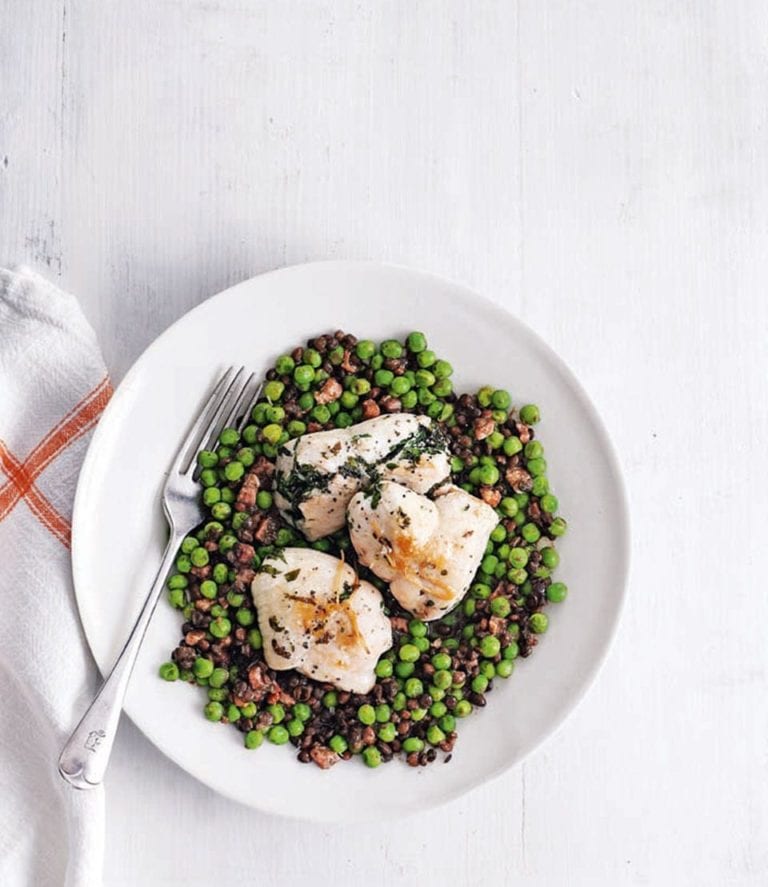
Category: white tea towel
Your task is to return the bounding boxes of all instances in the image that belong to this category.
[0,267,109,887]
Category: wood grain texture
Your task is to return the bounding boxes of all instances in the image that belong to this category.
[2,1,767,885]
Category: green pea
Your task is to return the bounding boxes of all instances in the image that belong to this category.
[377,722,397,743]
[167,588,185,608]
[242,424,258,444]
[293,364,315,386]
[241,702,257,718]
[480,635,501,658]
[193,657,214,679]
[392,692,407,711]
[247,628,263,649]
[418,387,436,406]
[503,436,523,456]
[362,746,382,767]
[207,667,228,688]
[350,377,371,396]
[264,405,285,425]
[276,527,295,546]
[416,348,436,368]
[491,389,511,410]
[323,691,338,709]
[286,718,304,738]
[251,403,269,425]
[158,662,179,681]
[311,404,331,424]
[433,669,453,691]
[529,612,549,633]
[244,729,264,749]
[167,573,188,591]
[358,704,376,725]
[503,641,519,660]
[247,491,270,514]
[275,355,295,375]
[541,493,559,513]
[490,524,506,543]
[547,581,568,603]
[267,703,285,724]
[550,517,568,537]
[235,607,254,627]
[204,701,224,721]
[490,596,511,617]
[496,660,515,678]
[426,400,443,419]
[303,348,322,368]
[216,446,232,460]
[219,427,240,447]
[477,386,494,407]
[402,737,424,753]
[267,725,290,745]
[189,546,209,568]
[209,616,232,639]
[226,704,241,723]
[406,331,427,352]
[404,678,424,698]
[297,391,315,411]
[508,567,527,585]
[207,688,227,701]
[354,339,375,361]
[472,582,492,599]
[401,390,418,409]
[389,376,410,397]
[433,359,452,379]
[339,390,358,410]
[433,379,452,397]
[527,457,547,477]
[202,486,222,509]
[395,661,415,678]
[471,674,489,694]
[477,463,499,486]
[199,469,217,490]
[431,652,452,670]
[209,502,230,522]
[500,497,518,518]
[509,547,528,568]
[197,450,218,470]
[374,368,394,387]
[412,636,430,653]
[463,598,476,617]
[519,404,540,424]
[329,734,348,754]
[375,659,394,678]
[521,523,541,543]
[413,369,434,389]
[426,724,446,746]
[381,339,403,359]
[399,643,420,663]
[264,380,285,402]
[212,563,228,584]
[439,713,457,732]
[287,419,307,438]
[335,412,353,428]
[292,702,311,722]
[487,431,504,450]
[481,554,499,574]
[375,704,391,723]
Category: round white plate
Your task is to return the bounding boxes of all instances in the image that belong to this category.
[73,261,629,821]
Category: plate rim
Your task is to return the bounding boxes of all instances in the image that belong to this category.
[72,259,631,819]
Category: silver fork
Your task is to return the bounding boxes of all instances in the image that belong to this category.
[58,366,262,789]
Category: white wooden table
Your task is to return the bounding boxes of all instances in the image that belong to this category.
[3,2,767,885]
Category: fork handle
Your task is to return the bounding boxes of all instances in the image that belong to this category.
[58,532,183,789]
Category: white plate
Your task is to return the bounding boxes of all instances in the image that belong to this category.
[72,261,629,821]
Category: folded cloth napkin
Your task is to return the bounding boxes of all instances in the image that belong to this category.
[0,267,109,886]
